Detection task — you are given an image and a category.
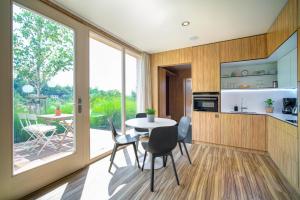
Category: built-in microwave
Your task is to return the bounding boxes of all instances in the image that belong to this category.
[193,92,219,112]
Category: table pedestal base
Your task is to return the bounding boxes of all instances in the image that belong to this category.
[139,154,163,170]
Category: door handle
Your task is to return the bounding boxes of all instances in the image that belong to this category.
[215,114,219,118]
[78,97,82,114]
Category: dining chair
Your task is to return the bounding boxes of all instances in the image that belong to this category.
[141,126,179,192]
[135,113,149,136]
[108,118,140,172]
[177,116,192,164]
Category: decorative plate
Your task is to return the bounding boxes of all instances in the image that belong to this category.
[241,70,248,76]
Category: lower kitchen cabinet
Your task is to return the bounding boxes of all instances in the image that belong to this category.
[220,114,266,151]
[192,111,220,144]
[267,116,298,189]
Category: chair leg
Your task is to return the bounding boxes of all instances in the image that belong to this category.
[178,142,183,155]
[151,155,155,192]
[182,142,192,164]
[132,143,140,168]
[170,152,180,185]
[142,151,147,171]
[109,144,118,172]
[110,144,117,161]
[163,156,168,167]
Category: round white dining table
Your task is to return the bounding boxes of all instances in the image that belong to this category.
[125,117,177,170]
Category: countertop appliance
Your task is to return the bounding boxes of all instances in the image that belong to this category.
[282,98,297,114]
[193,92,219,112]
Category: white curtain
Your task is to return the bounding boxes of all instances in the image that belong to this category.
[137,52,152,112]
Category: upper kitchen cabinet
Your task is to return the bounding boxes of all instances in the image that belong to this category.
[219,34,267,63]
[221,33,297,90]
[278,48,297,88]
[267,0,298,55]
[192,43,220,92]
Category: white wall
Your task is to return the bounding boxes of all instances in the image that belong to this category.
[221,89,297,113]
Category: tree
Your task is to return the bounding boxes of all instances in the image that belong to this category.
[13,5,74,98]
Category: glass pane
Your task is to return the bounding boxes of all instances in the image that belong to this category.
[125,54,138,124]
[13,4,75,174]
[89,37,122,159]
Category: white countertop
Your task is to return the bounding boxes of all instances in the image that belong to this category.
[222,111,297,126]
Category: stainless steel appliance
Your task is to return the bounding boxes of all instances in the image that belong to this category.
[193,93,219,112]
[282,98,297,114]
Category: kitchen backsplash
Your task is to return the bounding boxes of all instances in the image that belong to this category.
[221,89,297,113]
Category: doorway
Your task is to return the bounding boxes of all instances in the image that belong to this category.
[158,64,192,122]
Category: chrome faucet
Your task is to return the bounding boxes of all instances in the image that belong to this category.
[241,98,248,112]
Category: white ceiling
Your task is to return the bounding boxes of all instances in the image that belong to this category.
[52,0,287,53]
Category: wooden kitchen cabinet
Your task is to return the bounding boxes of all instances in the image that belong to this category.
[267,116,298,189]
[219,34,267,63]
[192,111,220,144]
[267,0,298,55]
[278,48,297,88]
[221,114,266,151]
[192,43,220,92]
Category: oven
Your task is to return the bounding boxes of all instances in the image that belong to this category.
[193,93,219,112]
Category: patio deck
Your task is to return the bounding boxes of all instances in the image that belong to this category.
[14,129,114,174]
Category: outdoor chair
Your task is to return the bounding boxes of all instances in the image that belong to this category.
[19,113,57,155]
[59,119,74,148]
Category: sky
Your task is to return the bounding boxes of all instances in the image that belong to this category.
[48,38,138,96]
[13,4,138,96]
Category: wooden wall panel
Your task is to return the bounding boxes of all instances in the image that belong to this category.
[192,43,220,92]
[267,0,298,55]
[151,47,192,115]
[151,47,192,67]
[267,116,298,189]
[192,112,220,144]
[298,30,300,81]
[219,34,267,62]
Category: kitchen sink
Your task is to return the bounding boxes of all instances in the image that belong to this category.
[228,111,258,114]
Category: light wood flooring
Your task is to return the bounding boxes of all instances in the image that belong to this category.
[26,143,300,200]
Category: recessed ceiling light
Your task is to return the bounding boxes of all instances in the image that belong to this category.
[181,21,190,27]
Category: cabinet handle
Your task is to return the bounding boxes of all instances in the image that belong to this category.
[215,114,219,118]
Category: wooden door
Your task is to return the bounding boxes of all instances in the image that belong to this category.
[192,112,220,144]
[192,43,220,92]
[158,68,166,117]
[184,78,192,119]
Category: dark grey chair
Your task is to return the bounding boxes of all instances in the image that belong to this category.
[108,118,140,172]
[135,113,149,136]
[141,126,179,192]
[177,116,192,164]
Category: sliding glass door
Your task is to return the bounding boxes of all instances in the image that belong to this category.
[89,35,122,159]
[12,3,76,174]
[89,33,140,159]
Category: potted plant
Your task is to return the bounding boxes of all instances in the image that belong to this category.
[55,105,62,116]
[146,108,155,122]
[264,99,274,113]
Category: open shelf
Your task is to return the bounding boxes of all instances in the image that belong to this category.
[221,73,277,78]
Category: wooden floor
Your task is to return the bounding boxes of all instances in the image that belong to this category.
[26,143,299,200]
